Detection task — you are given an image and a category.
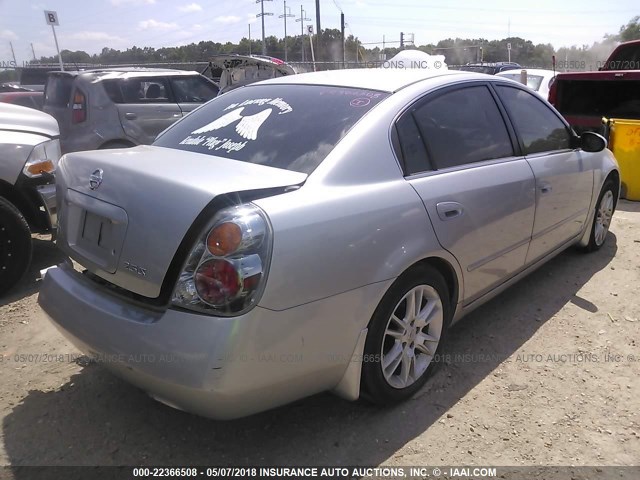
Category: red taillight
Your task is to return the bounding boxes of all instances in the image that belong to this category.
[195,259,241,306]
[71,90,86,123]
[172,204,271,316]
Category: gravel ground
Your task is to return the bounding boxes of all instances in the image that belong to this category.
[0,201,638,477]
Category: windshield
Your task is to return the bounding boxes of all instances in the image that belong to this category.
[500,74,544,91]
[154,84,389,174]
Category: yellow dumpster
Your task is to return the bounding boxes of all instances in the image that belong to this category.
[605,118,640,201]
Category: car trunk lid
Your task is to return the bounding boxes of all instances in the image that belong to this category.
[55,145,307,299]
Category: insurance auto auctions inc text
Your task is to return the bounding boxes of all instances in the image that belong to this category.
[256,466,497,478]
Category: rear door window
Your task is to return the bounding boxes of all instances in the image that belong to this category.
[411,85,514,169]
[104,77,172,104]
[154,84,389,174]
[44,75,73,107]
[170,76,219,103]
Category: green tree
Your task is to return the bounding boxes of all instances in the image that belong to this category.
[619,16,640,42]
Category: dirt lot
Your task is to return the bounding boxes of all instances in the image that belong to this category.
[0,201,639,475]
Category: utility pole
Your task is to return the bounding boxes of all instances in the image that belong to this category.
[256,0,273,56]
[248,24,252,55]
[400,32,404,50]
[296,6,311,63]
[30,43,37,61]
[315,0,321,59]
[279,1,294,62]
[340,12,345,66]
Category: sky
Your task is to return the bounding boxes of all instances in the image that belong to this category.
[0,0,638,64]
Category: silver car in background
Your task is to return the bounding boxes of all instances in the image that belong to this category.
[43,68,219,153]
[38,69,619,419]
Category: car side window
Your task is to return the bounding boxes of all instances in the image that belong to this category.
[170,76,219,103]
[116,77,172,104]
[496,85,571,155]
[395,113,431,175]
[412,85,514,169]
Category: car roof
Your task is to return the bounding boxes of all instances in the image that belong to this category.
[48,68,199,79]
[464,62,521,67]
[250,68,487,93]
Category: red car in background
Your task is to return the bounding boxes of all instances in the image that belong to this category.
[0,91,44,110]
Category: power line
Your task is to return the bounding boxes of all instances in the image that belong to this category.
[279,1,295,62]
[295,6,311,62]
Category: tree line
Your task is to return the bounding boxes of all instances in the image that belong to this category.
[28,15,640,70]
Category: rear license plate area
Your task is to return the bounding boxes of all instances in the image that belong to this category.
[64,189,128,273]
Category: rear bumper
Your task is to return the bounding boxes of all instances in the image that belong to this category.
[38,263,387,419]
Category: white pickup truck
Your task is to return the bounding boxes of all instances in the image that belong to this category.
[0,103,60,294]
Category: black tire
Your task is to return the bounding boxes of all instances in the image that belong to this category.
[362,265,452,405]
[583,179,617,253]
[0,197,33,295]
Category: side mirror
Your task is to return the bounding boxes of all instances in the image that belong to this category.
[580,131,607,153]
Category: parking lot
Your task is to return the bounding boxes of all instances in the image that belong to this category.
[1,200,638,471]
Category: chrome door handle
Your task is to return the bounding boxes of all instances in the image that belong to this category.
[436,202,464,221]
[124,112,137,120]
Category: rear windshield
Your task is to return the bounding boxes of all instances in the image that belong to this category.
[44,75,73,107]
[154,84,389,174]
[603,43,640,70]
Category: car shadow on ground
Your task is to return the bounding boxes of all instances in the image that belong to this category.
[2,235,617,469]
[0,237,68,307]
[616,198,640,213]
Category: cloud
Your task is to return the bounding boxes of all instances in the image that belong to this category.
[66,31,122,42]
[247,13,258,25]
[0,29,18,41]
[178,3,202,12]
[111,0,156,5]
[138,19,179,31]
[215,15,242,24]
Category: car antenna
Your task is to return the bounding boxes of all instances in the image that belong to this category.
[552,55,556,77]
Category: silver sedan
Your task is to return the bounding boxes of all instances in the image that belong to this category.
[38,69,619,419]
